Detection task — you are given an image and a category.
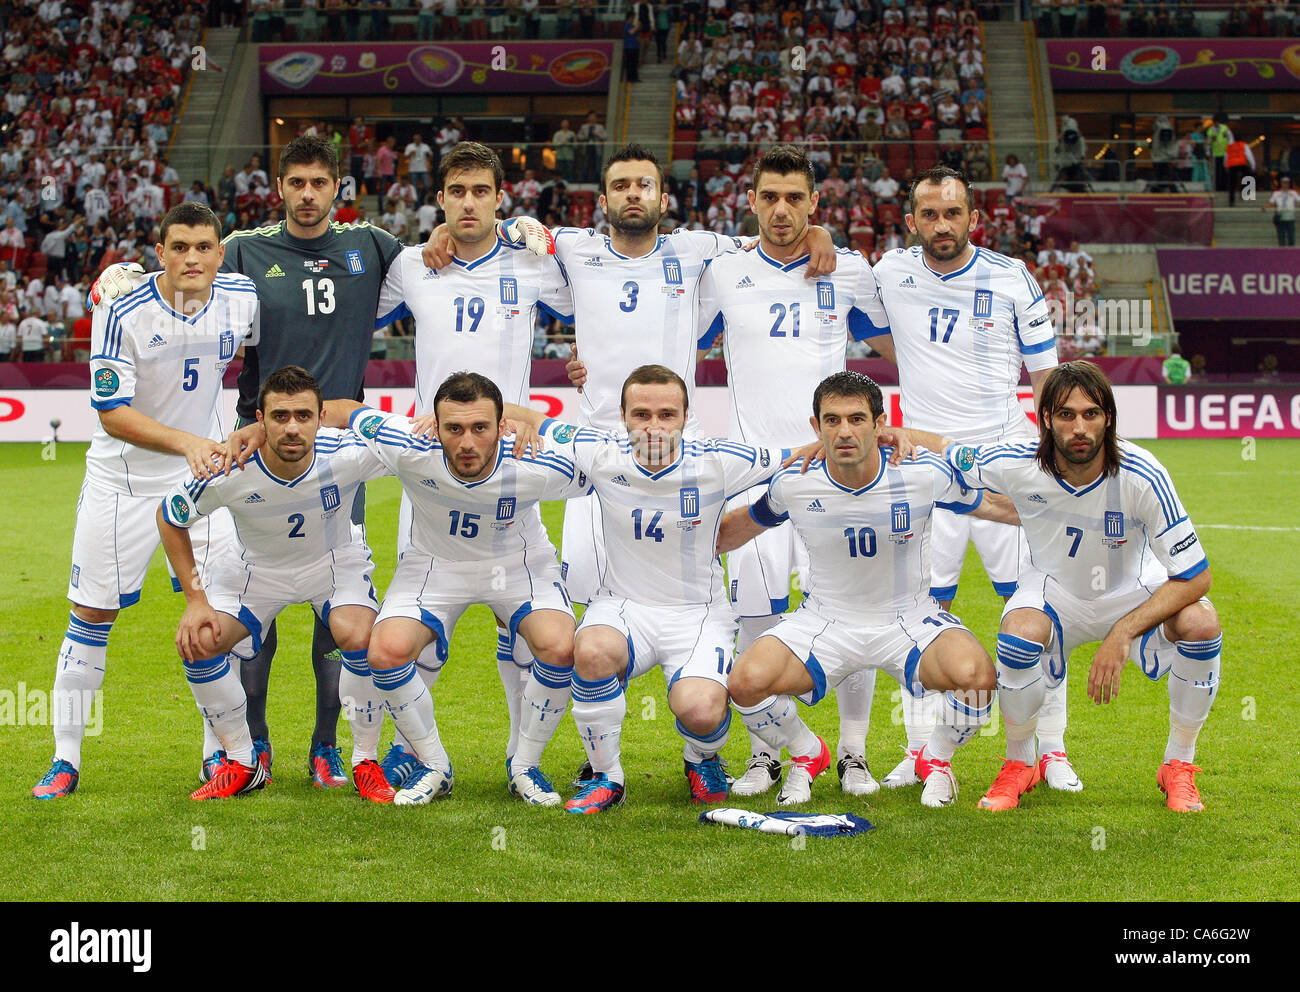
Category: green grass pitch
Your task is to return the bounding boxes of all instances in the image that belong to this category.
[1,439,1295,901]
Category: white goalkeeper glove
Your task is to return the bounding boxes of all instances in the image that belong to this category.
[87,263,146,311]
[499,217,555,256]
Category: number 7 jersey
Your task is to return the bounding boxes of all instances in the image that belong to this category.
[945,438,1208,601]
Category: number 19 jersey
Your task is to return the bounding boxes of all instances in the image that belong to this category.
[376,238,574,412]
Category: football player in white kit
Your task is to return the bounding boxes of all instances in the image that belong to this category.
[534,365,788,813]
[866,167,1078,793]
[374,141,574,790]
[322,373,592,807]
[930,363,1221,811]
[32,203,257,800]
[697,144,893,799]
[719,372,1019,807]
[158,366,393,801]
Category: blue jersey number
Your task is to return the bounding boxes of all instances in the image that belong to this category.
[449,510,480,538]
[287,513,305,538]
[843,526,877,558]
[1065,525,1084,558]
[631,508,665,542]
[928,307,960,344]
[453,296,485,333]
[182,357,199,392]
[922,611,962,627]
[619,282,639,312]
[768,302,802,338]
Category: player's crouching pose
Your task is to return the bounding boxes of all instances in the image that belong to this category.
[32,203,256,800]
[529,365,803,814]
[718,372,1020,808]
[158,367,393,801]
[322,373,591,807]
[934,362,1222,811]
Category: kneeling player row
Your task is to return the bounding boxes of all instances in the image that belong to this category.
[153,361,1220,813]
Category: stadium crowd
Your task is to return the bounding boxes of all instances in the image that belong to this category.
[0,0,206,359]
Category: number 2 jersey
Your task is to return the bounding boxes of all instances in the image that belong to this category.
[160,429,385,570]
[222,220,404,422]
[945,439,1208,601]
[86,272,258,496]
[872,245,1058,442]
[346,408,592,560]
[697,245,890,447]
[540,419,784,606]
[751,449,982,624]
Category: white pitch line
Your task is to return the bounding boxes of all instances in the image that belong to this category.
[1200,524,1300,532]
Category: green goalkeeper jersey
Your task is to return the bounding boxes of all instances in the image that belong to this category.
[222,220,405,421]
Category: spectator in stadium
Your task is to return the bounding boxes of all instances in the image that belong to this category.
[552,119,577,182]
[405,133,434,197]
[1003,153,1028,201]
[1052,114,1089,191]
[1225,136,1256,206]
[1266,175,1299,245]
[1206,115,1233,192]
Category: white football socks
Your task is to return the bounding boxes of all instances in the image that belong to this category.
[1165,635,1221,762]
[372,662,449,772]
[738,614,783,760]
[184,655,254,767]
[836,667,876,757]
[339,649,382,766]
[513,660,572,772]
[926,690,994,763]
[52,613,111,769]
[736,694,820,758]
[570,673,626,785]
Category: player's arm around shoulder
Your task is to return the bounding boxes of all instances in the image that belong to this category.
[717,474,788,554]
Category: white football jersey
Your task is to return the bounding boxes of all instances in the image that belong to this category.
[376,239,573,412]
[698,245,890,447]
[754,449,981,623]
[553,227,740,431]
[872,245,1057,442]
[946,439,1208,601]
[161,429,385,570]
[541,419,782,606]
[348,408,591,560]
[87,272,258,496]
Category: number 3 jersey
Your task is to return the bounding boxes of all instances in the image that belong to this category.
[872,245,1058,442]
[945,439,1208,601]
[751,449,982,623]
[346,408,592,560]
[160,429,385,570]
[540,420,783,607]
[87,272,258,496]
[552,227,741,432]
[697,246,889,447]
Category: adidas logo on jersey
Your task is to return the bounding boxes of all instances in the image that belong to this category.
[265,263,286,278]
[611,474,631,487]
[147,334,166,349]
[583,257,603,268]
[244,493,265,503]
[419,478,439,489]
[806,499,826,512]
[735,275,755,289]
[1028,493,1047,504]
[422,268,438,280]
[898,276,917,288]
